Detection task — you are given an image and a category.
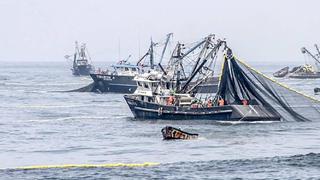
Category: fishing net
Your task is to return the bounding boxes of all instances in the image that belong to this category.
[215,48,320,121]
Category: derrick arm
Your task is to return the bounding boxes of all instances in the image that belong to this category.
[301,47,320,64]
[159,33,173,64]
[136,51,149,66]
[315,44,320,58]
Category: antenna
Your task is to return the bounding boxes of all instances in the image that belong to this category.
[138,34,141,59]
[118,38,121,60]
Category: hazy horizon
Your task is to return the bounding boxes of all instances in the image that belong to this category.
[0,0,319,63]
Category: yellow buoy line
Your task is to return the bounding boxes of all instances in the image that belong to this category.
[6,162,160,170]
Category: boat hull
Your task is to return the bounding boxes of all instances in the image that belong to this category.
[288,73,320,79]
[72,64,94,76]
[124,95,281,121]
[90,73,218,94]
[90,73,137,93]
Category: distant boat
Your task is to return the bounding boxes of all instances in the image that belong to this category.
[89,36,166,93]
[273,44,320,79]
[90,68,219,94]
[90,62,141,93]
[273,66,289,78]
[67,41,94,76]
[89,34,218,94]
[288,64,320,79]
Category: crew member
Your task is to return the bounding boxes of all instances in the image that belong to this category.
[167,96,174,105]
[242,99,248,105]
[207,99,213,108]
[218,98,225,106]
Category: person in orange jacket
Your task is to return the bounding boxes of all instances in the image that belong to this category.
[218,98,225,106]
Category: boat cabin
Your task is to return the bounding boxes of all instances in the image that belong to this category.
[132,71,195,106]
[76,59,89,66]
[111,64,140,76]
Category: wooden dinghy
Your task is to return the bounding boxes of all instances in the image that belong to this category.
[161,126,198,140]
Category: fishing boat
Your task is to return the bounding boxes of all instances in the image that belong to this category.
[90,67,219,94]
[88,34,171,93]
[125,35,320,122]
[90,60,141,93]
[273,44,320,78]
[67,41,94,76]
[288,64,320,79]
[87,34,218,93]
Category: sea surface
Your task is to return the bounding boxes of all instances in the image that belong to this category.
[0,61,320,179]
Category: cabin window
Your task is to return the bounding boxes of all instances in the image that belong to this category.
[125,67,129,71]
[144,83,149,88]
[141,96,144,101]
[152,83,157,87]
[148,97,153,102]
[132,68,136,71]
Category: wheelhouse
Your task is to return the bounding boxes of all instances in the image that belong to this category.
[112,64,140,76]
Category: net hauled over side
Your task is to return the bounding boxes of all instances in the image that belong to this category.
[215,48,320,121]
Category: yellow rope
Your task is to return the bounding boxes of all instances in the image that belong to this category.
[235,57,320,103]
[14,162,159,170]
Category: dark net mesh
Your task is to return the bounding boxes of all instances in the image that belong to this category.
[215,50,320,121]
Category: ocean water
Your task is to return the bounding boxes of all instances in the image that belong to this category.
[0,61,320,179]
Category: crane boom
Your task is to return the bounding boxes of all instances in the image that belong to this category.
[315,44,320,58]
[159,33,173,64]
[301,47,320,64]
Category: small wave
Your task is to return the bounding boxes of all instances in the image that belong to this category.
[3,82,90,87]
[167,152,320,170]
[215,120,280,125]
[27,116,108,122]
[5,104,120,109]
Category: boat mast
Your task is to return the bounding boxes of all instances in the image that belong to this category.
[149,38,155,69]
[74,41,80,66]
[166,40,205,79]
[179,38,226,94]
[81,43,87,60]
[159,33,173,64]
[165,42,185,77]
[84,44,92,63]
[190,35,214,74]
[186,40,225,93]
[178,35,214,93]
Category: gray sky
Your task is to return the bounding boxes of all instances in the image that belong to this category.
[0,0,319,63]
